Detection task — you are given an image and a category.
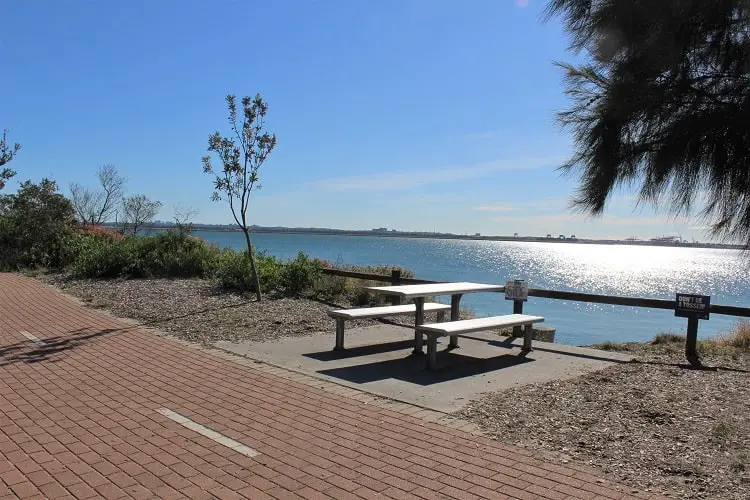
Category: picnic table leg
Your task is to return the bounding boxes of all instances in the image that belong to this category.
[448,294,462,349]
[522,323,533,352]
[426,335,438,370]
[334,318,345,351]
[412,297,425,355]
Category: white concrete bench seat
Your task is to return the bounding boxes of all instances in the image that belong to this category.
[417,314,545,369]
[328,302,451,351]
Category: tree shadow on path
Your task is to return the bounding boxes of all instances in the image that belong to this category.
[0,327,120,367]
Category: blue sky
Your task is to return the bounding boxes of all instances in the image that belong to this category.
[3,0,709,241]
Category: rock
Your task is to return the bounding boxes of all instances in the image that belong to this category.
[509,325,556,342]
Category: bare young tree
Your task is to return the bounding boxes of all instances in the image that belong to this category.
[173,205,198,234]
[202,93,277,301]
[69,184,100,224]
[122,195,162,235]
[70,164,126,225]
[0,129,21,191]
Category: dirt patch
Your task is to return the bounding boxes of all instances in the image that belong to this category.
[458,344,750,499]
[36,273,436,344]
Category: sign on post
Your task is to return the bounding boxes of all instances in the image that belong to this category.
[675,293,710,320]
[505,280,529,302]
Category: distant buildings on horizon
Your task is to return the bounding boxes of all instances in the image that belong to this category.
[141,221,718,246]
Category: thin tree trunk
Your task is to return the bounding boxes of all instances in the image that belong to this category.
[242,228,262,302]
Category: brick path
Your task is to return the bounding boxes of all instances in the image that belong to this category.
[0,274,665,500]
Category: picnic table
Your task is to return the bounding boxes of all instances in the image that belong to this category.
[364,282,504,354]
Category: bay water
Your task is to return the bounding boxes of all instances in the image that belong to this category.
[189,230,750,346]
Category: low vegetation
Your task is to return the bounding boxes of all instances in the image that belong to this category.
[58,229,409,302]
[0,177,410,301]
[591,324,750,364]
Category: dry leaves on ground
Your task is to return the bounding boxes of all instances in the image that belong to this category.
[36,274,433,344]
[459,349,750,500]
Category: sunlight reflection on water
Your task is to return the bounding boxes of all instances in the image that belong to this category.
[472,241,746,298]
[193,231,750,345]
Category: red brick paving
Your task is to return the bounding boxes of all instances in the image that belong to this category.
[0,274,666,499]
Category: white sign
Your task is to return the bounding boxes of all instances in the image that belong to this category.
[505,279,528,301]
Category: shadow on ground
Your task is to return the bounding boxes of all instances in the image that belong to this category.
[313,345,534,385]
[305,339,416,361]
[0,327,119,367]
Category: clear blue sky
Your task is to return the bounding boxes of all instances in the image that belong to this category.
[3,0,707,241]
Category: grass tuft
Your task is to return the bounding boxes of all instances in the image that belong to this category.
[720,320,750,350]
[651,333,685,344]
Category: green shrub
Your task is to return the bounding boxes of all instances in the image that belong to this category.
[279,252,323,297]
[311,273,348,301]
[256,253,283,292]
[68,233,121,278]
[308,264,416,305]
[212,250,254,292]
[69,231,220,279]
[212,250,282,294]
[348,283,384,306]
[135,231,218,277]
[213,251,327,298]
[0,179,78,270]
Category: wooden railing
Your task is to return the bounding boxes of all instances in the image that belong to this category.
[323,267,750,316]
[322,267,750,366]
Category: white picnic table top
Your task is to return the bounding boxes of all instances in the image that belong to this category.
[364,281,504,299]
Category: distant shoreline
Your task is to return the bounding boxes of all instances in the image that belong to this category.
[143,225,745,250]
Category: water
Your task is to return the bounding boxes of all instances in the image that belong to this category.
[190,230,750,346]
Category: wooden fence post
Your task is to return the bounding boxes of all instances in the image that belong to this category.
[685,315,701,367]
[512,300,523,337]
[391,269,401,306]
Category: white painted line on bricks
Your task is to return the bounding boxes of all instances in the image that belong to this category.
[20,331,45,345]
[156,408,259,458]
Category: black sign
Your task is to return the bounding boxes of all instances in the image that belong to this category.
[505,280,529,301]
[675,293,710,320]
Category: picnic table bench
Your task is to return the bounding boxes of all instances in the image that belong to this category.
[328,302,451,351]
[417,313,544,369]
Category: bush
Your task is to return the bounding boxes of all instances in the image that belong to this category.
[256,252,283,292]
[0,179,78,270]
[213,251,329,298]
[311,273,348,301]
[278,252,323,298]
[81,224,124,241]
[212,250,282,294]
[68,232,122,278]
[69,231,220,279]
[212,250,255,292]
[305,263,416,305]
[135,231,219,278]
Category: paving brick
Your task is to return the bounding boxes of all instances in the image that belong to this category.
[37,480,70,499]
[8,480,42,498]
[0,274,647,500]
[65,480,99,499]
